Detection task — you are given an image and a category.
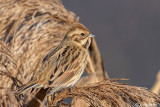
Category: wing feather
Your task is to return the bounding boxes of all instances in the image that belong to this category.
[48,47,85,87]
[37,44,87,89]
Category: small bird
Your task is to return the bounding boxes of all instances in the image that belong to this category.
[15,23,94,96]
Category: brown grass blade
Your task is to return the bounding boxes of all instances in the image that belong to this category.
[50,79,160,107]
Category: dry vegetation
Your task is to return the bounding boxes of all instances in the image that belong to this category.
[0,0,160,107]
[151,71,160,95]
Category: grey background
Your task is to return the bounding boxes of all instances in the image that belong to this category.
[62,0,160,89]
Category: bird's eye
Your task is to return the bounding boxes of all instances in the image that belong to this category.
[81,33,85,36]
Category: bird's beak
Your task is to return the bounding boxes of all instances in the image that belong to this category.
[89,34,95,38]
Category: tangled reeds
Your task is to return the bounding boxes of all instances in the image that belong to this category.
[0,0,160,106]
[52,79,160,107]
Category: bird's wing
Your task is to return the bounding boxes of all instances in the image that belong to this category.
[46,69,80,96]
[36,45,83,86]
[42,42,63,63]
[48,47,85,87]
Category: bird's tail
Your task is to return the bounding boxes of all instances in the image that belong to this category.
[14,79,38,95]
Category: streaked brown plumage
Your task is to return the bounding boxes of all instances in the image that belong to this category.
[15,23,94,96]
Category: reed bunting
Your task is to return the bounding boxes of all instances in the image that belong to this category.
[15,23,95,96]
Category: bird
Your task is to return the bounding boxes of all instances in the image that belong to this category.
[15,23,95,96]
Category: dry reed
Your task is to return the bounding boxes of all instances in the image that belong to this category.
[0,0,160,107]
[151,71,160,94]
[51,79,160,107]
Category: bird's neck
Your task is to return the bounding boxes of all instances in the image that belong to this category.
[81,38,91,49]
[71,38,91,50]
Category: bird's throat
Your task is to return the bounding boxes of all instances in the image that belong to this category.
[81,38,91,49]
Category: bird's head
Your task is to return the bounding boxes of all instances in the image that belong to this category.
[66,23,94,49]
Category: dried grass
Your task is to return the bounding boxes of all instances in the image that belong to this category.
[0,90,21,107]
[0,0,78,106]
[151,71,160,94]
[0,0,160,107]
[0,42,19,91]
[0,42,22,107]
[0,0,78,85]
[50,79,160,107]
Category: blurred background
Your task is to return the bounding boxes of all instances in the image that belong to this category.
[62,0,160,89]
